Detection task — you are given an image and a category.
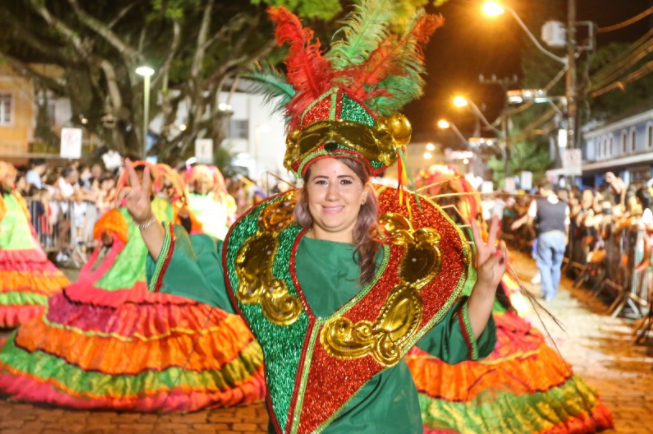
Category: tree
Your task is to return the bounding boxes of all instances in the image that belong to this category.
[0,0,445,164]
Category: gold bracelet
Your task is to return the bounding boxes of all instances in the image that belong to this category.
[137,215,157,231]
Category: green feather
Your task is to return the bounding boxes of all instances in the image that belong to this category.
[327,0,395,71]
[367,10,430,114]
[242,68,296,115]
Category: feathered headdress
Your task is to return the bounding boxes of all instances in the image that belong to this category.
[247,0,442,178]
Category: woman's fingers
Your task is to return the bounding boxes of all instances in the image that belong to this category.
[470,218,482,248]
[125,159,141,192]
[487,215,499,248]
[141,166,151,199]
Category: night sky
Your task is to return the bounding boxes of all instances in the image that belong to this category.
[403,0,653,144]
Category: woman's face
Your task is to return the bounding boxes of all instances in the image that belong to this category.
[2,171,16,191]
[305,158,367,240]
[194,175,214,195]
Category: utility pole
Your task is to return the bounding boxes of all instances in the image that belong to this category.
[479,74,518,182]
[566,0,577,150]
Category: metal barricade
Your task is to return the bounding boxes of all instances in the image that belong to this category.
[25,198,98,268]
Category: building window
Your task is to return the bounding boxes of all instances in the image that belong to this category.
[648,124,653,148]
[598,139,604,159]
[631,129,637,153]
[609,137,614,157]
[228,119,249,139]
[0,93,12,125]
[622,131,628,154]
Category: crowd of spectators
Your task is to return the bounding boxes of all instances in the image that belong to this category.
[12,157,284,266]
[495,171,653,315]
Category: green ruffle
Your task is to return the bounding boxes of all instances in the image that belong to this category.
[419,376,601,434]
[0,337,263,397]
[0,292,49,306]
[0,194,36,250]
[95,208,146,291]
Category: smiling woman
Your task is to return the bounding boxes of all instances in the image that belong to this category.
[121,2,507,433]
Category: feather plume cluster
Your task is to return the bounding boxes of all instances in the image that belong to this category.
[247,0,442,129]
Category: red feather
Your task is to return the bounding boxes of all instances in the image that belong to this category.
[268,7,334,128]
[344,14,443,102]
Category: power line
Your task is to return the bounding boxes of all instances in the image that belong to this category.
[589,59,653,97]
[587,28,653,93]
[597,5,653,33]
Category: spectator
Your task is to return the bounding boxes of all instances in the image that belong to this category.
[604,172,626,210]
[512,181,569,301]
[635,187,653,272]
[25,158,47,189]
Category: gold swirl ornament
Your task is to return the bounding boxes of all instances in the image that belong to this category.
[320,213,442,366]
[283,113,411,172]
[235,192,303,326]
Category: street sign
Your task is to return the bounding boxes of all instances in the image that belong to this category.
[520,171,533,190]
[562,149,582,176]
[195,138,213,164]
[60,128,82,159]
[481,181,494,193]
[504,177,516,193]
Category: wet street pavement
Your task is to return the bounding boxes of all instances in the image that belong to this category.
[2,252,653,433]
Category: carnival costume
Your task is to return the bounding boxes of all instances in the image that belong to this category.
[146,4,497,433]
[0,163,265,411]
[408,166,613,433]
[186,164,237,239]
[0,161,68,327]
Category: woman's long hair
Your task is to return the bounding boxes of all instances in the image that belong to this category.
[636,186,652,211]
[294,158,379,284]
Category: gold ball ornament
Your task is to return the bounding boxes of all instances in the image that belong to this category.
[382,113,412,147]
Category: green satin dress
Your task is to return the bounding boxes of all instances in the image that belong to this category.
[148,231,496,434]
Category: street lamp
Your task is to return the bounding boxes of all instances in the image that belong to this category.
[482,1,504,17]
[437,118,469,147]
[452,96,500,134]
[135,66,155,158]
[482,2,566,65]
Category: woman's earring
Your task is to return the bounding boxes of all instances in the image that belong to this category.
[361,200,366,206]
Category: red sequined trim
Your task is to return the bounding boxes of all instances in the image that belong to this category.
[152,223,175,293]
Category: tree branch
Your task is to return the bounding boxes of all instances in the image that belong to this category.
[1,55,66,95]
[152,18,181,90]
[66,0,137,59]
[27,0,89,57]
[108,3,137,29]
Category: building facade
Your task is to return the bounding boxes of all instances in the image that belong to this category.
[582,108,653,186]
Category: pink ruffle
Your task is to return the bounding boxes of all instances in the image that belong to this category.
[0,369,266,413]
[0,305,45,328]
[64,283,201,309]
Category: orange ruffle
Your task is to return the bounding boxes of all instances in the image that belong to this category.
[408,314,572,401]
[0,271,69,294]
[15,314,258,375]
[93,208,128,244]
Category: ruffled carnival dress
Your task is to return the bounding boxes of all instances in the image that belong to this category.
[407,267,614,434]
[0,207,265,411]
[0,191,69,327]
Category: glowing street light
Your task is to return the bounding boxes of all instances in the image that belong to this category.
[453,96,469,108]
[483,1,505,17]
[452,97,500,134]
[436,119,468,147]
[426,143,436,151]
[136,65,155,158]
[437,119,451,129]
[423,152,432,160]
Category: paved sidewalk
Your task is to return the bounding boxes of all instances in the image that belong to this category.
[2,253,653,433]
[509,250,653,434]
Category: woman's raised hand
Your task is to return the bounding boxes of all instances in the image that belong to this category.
[121,159,153,224]
[470,216,506,293]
